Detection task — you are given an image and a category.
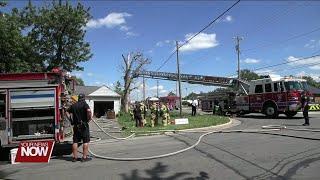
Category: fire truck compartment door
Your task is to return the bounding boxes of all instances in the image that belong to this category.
[10,89,55,109]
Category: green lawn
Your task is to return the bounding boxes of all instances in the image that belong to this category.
[117,111,229,136]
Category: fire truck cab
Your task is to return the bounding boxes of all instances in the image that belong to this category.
[237,76,306,118]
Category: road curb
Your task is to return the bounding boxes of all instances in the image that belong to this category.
[179,118,240,132]
[132,118,241,137]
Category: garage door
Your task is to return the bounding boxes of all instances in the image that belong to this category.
[94,101,114,118]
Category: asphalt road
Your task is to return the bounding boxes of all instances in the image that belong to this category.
[1,112,320,180]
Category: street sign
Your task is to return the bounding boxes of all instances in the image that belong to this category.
[175,118,189,125]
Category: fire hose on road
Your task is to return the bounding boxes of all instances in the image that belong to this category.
[88,119,320,161]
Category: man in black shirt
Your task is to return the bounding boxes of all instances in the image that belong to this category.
[69,93,92,162]
[301,91,310,126]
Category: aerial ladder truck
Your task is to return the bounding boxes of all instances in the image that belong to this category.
[135,71,309,118]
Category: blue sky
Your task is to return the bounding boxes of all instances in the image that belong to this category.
[3,1,320,100]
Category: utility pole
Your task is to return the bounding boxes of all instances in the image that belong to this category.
[234,36,243,85]
[156,80,159,98]
[176,41,183,117]
[185,87,188,97]
[143,75,146,102]
[176,81,178,97]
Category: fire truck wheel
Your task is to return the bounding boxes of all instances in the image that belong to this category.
[264,103,278,118]
[285,111,297,118]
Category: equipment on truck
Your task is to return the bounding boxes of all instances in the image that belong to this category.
[135,71,312,118]
[0,68,75,148]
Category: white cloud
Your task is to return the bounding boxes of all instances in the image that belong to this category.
[224,15,233,22]
[119,25,130,31]
[310,65,320,70]
[304,39,320,49]
[179,33,219,52]
[296,71,320,82]
[95,81,101,85]
[254,69,281,79]
[150,85,164,90]
[156,40,172,47]
[87,12,132,29]
[87,72,93,77]
[254,69,274,75]
[287,56,320,69]
[156,42,163,47]
[243,58,260,64]
[217,15,233,23]
[296,71,306,77]
[126,31,138,37]
[160,89,168,94]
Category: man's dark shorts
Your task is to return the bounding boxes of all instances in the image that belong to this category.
[73,124,90,143]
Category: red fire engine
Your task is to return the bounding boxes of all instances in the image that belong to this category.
[0,69,75,149]
[136,71,311,118]
[235,76,309,118]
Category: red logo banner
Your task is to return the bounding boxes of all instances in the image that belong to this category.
[15,140,55,163]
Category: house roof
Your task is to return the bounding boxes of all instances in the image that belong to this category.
[75,85,121,97]
[309,86,320,95]
[75,86,100,96]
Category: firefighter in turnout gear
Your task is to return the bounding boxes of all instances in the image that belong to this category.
[129,104,134,121]
[160,102,170,126]
[140,102,147,127]
[150,102,157,127]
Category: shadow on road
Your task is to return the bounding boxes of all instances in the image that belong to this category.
[0,170,20,180]
[169,132,320,180]
[119,162,209,180]
[237,115,303,120]
[168,134,288,179]
[51,155,75,162]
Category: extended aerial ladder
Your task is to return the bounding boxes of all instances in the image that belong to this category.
[134,71,249,94]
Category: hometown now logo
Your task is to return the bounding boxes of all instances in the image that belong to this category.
[15,140,55,163]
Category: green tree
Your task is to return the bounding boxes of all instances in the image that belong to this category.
[0,8,32,73]
[302,76,320,88]
[113,81,124,96]
[183,92,198,100]
[74,76,85,86]
[240,69,260,81]
[22,1,92,72]
[0,1,92,73]
[168,91,176,96]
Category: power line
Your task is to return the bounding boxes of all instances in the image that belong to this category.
[312,49,320,55]
[242,1,298,38]
[227,54,320,77]
[155,0,241,71]
[255,61,320,76]
[243,26,320,52]
[178,0,241,50]
[253,54,320,71]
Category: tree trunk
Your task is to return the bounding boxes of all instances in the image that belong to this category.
[123,92,129,113]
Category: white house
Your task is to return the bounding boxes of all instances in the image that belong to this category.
[75,85,121,117]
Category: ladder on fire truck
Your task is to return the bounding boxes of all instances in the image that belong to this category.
[134,71,250,94]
